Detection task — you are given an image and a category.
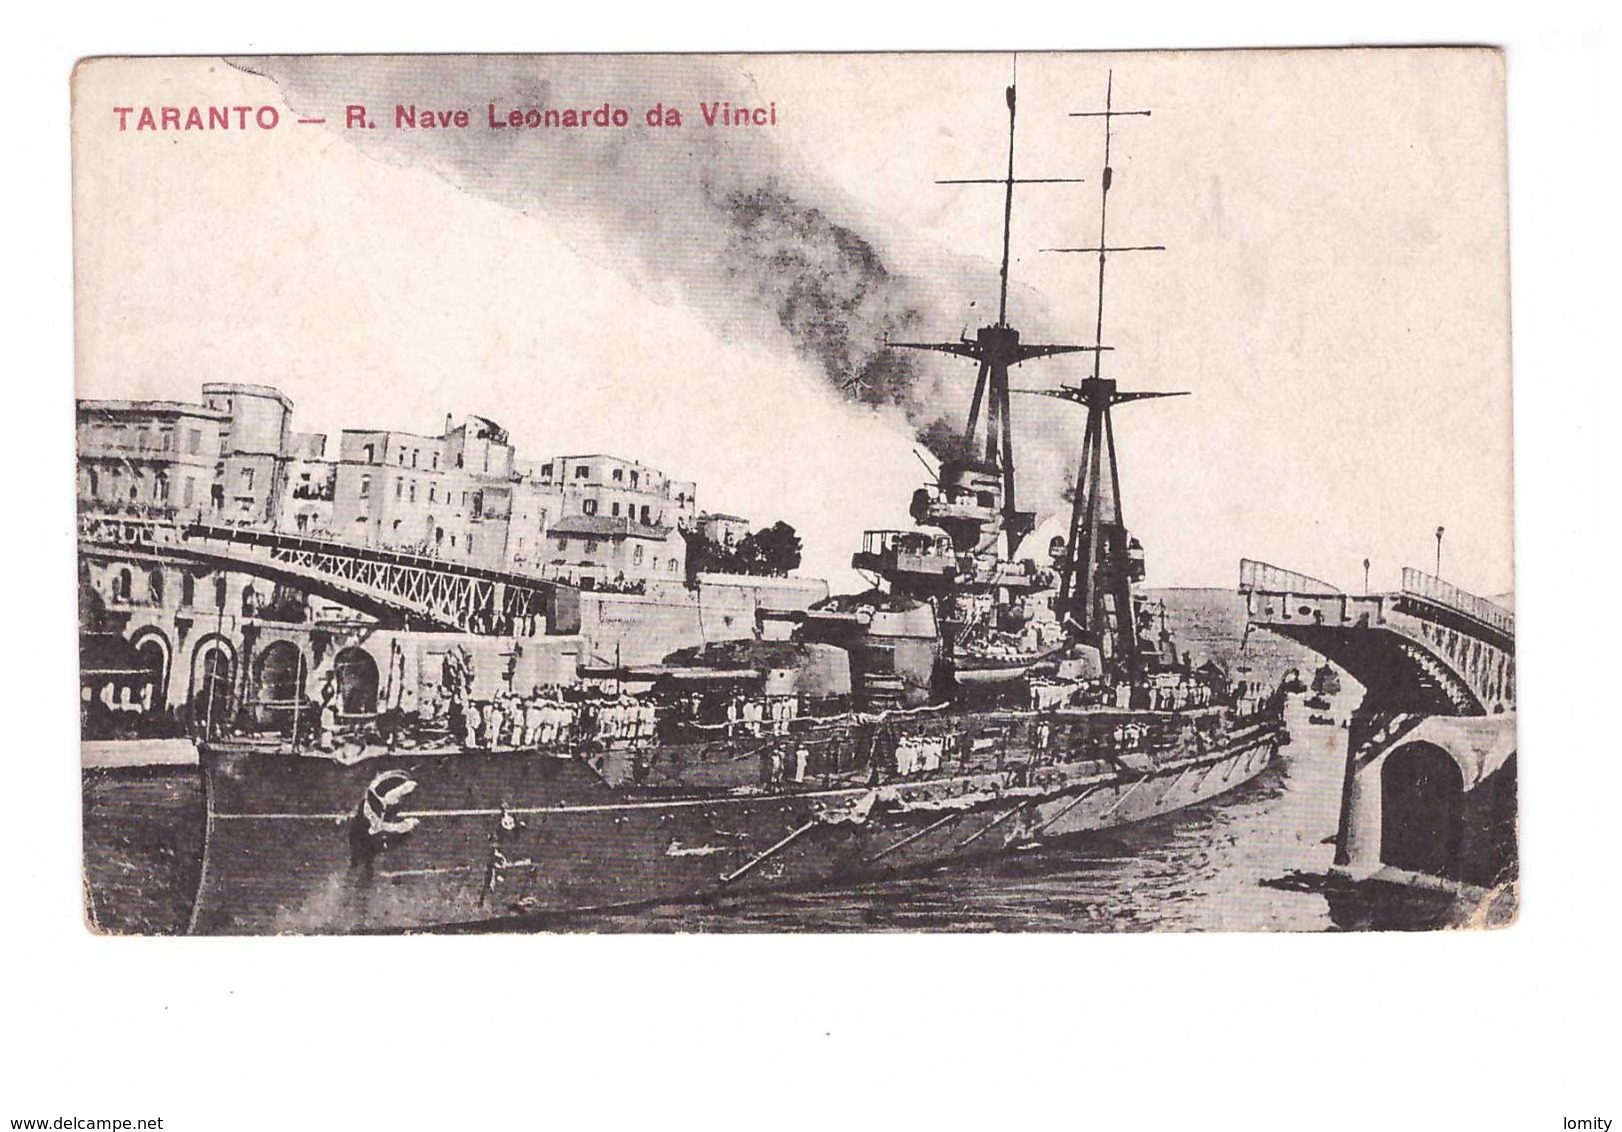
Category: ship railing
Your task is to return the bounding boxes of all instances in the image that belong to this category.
[1399,568,1514,638]
[1237,559,1342,596]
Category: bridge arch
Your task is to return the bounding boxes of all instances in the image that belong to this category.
[1380,741,1465,880]
[333,646,381,717]
[252,639,309,733]
[188,634,237,735]
[128,626,171,710]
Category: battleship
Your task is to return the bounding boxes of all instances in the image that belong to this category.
[185,73,1290,934]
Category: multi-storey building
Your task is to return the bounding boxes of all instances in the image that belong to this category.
[78,387,717,589]
[330,415,520,571]
[697,512,752,550]
[522,454,697,587]
[279,431,336,536]
[202,383,293,526]
[76,382,293,526]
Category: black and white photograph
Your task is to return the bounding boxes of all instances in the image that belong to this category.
[5,15,1612,1130]
[73,50,1517,935]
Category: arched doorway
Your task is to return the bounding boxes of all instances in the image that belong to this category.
[253,640,308,733]
[189,641,235,738]
[333,647,381,717]
[131,631,170,712]
[1381,743,1465,880]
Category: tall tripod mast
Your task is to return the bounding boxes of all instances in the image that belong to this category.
[1015,71,1184,670]
[890,71,1101,550]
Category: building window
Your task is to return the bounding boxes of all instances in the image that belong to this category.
[409,481,417,502]
[431,452,440,470]
[186,429,201,455]
[154,473,169,503]
[396,478,404,500]
[557,538,568,551]
[540,463,553,479]
[181,572,195,607]
[360,475,372,499]
[669,559,678,573]
[398,450,406,465]
[633,544,644,565]
[611,502,621,517]
[239,468,254,492]
[467,534,475,553]
[411,449,419,468]
[630,471,640,489]
[574,465,589,480]
[612,468,623,482]
[582,499,597,516]
[363,444,375,462]
[641,505,651,524]
[428,484,437,503]
[584,540,598,555]
[182,478,195,507]
[86,468,100,498]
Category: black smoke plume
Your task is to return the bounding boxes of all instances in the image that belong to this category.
[231,55,1075,494]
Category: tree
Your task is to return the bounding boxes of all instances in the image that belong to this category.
[735,521,802,577]
[683,520,802,580]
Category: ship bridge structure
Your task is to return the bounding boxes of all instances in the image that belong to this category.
[1239,559,1516,904]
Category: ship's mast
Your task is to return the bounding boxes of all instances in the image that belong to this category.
[1019,71,1185,672]
[891,72,1101,552]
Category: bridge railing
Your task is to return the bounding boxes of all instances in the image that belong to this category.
[1238,559,1343,596]
[1400,568,1515,638]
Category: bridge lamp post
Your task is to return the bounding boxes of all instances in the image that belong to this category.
[1435,526,1445,577]
[1363,558,1370,595]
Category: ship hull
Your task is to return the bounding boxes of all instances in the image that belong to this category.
[191,718,1284,934]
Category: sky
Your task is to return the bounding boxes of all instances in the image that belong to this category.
[72,50,1513,597]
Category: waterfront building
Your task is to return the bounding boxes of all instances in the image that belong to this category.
[279,431,336,536]
[330,415,519,571]
[522,454,698,587]
[76,382,294,526]
[696,512,751,550]
[202,383,294,526]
